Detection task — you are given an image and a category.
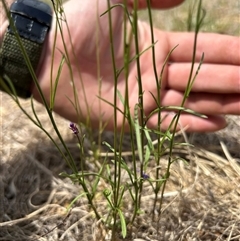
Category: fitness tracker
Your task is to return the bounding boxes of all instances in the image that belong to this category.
[0,0,52,98]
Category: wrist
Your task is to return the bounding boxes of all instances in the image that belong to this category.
[0,0,52,98]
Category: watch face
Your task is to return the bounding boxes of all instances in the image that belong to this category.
[9,13,49,43]
[8,0,52,44]
[10,0,52,27]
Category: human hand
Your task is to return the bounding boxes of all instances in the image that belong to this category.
[2,0,239,132]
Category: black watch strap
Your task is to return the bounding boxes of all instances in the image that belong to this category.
[0,0,52,98]
[0,31,43,98]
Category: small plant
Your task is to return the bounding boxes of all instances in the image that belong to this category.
[0,0,206,240]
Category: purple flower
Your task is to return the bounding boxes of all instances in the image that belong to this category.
[69,122,79,135]
[142,173,150,180]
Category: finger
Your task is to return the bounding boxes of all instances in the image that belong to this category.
[149,113,227,132]
[167,63,240,93]
[161,90,240,115]
[166,32,240,65]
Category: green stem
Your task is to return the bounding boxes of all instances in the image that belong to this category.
[156,0,204,224]
[106,1,120,239]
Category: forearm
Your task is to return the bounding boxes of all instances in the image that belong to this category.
[0,0,13,44]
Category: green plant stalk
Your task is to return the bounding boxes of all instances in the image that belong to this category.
[146,0,161,133]
[119,0,140,223]
[96,0,103,151]
[117,7,144,221]
[51,2,81,122]
[187,1,195,31]
[115,2,129,213]
[49,2,59,110]
[149,46,179,218]
[106,1,122,239]
[144,0,182,216]
[132,0,144,151]
[131,0,146,219]
[156,0,205,222]
[145,0,167,216]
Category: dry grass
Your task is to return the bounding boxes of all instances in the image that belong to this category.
[0,0,239,240]
[139,0,239,35]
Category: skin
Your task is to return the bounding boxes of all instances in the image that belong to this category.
[0,0,239,132]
